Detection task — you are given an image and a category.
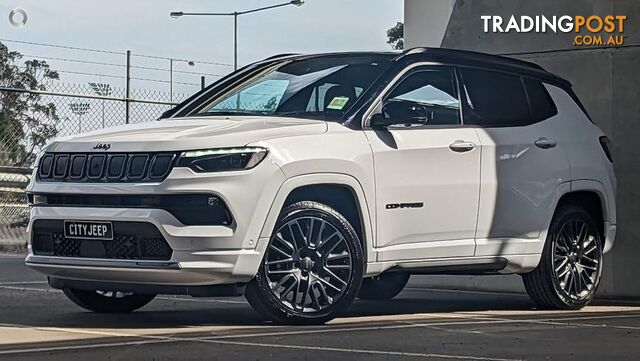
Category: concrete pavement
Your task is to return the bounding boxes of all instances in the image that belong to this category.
[1,253,639,360]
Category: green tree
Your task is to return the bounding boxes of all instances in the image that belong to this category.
[386,22,404,50]
[0,41,59,167]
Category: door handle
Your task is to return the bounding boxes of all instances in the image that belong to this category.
[449,140,476,153]
[534,137,557,149]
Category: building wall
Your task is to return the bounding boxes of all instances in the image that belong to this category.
[405,0,640,297]
[404,0,455,48]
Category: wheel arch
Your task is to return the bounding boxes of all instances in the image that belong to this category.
[556,191,604,236]
[551,180,612,252]
[258,173,375,263]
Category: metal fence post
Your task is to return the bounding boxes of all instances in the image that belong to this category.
[201,76,205,90]
[125,50,131,124]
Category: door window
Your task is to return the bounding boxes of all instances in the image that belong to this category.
[383,68,461,126]
[460,68,530,127]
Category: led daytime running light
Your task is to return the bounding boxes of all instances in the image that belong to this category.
[181,147,266,158]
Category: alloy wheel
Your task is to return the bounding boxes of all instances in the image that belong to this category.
[264,216,353,313]
[552,219,602,300]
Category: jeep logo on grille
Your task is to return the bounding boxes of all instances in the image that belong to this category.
[93,143,111,150]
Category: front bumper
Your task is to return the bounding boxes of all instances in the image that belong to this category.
[25,163,286,287]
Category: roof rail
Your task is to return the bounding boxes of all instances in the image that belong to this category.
[402,48,428,55]
[263,53,299,60]
[399,47,544,71]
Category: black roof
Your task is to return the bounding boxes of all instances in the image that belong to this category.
[271,47,570,89]
[399,48,569,87]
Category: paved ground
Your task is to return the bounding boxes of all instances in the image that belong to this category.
[1,253,639,360]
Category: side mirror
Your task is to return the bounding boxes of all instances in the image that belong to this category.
[370,100,428,128]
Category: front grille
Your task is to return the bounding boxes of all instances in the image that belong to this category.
[32,220,173,260]
[38,152,178,183]
[28,194,233,226]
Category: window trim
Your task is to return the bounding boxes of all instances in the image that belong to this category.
[361,62,464,130]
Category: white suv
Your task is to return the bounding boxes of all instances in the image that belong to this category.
[25,48,616,324]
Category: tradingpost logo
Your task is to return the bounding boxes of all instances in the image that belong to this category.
[481,15,627,47]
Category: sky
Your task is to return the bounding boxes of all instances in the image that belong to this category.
[0,0,404,97]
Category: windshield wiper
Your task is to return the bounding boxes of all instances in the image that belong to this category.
[199,110,268,116]
[271,111,335,120]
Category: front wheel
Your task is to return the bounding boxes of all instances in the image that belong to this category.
[522,205,603,310]
[246,201,364,324]
[63,288,156,313]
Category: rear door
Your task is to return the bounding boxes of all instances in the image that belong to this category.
[457,67,570,256]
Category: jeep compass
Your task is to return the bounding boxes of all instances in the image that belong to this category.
[25,48,617,324]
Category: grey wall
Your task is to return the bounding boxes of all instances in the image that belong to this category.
[404,0,456,48]
[412,0,640,297]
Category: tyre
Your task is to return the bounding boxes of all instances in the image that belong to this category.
[246,201,364,324]
[63,288,156,313]
[522,205,603,310]
[358,272,410,300]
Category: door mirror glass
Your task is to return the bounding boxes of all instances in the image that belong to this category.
[371,100,429,128]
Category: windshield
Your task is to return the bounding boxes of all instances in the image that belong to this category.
[195,55,393,121]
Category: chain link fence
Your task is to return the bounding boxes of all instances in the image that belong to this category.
[0,82,191,240]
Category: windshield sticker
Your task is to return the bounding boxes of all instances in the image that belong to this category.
[326,96,349,110]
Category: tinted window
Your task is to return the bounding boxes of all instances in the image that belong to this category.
[461,68,530,127]
[384,68,461,126]
[524,78,558,122]
[305,83,364,112]
[198,56,392,121]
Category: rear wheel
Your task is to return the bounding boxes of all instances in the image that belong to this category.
[63,288,156,313]
[522,205,603,310]
[358,272,410,300]
[246,201,364,324]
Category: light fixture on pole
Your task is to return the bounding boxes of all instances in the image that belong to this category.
[88,82,111,128]
[169,59,195,102]
[69,102,91,133]
[170,0,305,71]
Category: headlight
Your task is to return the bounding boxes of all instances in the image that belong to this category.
[176,147,268,173]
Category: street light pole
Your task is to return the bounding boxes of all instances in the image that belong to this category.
[170,0,305,71]
[69,102,90,133]
[234,12,238,71]
[88,82,111,128]
[168,59,195,102]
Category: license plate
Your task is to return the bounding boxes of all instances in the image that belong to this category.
[64,220,113,240]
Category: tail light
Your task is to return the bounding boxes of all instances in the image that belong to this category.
[599,136,613,163]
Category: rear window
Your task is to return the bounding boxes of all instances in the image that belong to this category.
[523,78,558,122]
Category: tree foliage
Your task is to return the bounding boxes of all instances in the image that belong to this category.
[0,41,59,167]
[386,22,404,50]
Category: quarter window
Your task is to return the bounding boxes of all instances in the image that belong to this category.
[523,78,558,122]
[460,68,530,127]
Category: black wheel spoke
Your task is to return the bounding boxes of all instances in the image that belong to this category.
[269,244,292,258]
[264,216,352,313]
[552,218,602,300]
[275,234,295,252]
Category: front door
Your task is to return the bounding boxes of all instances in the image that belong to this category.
[364,66,481,262]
